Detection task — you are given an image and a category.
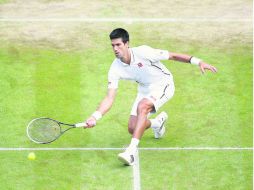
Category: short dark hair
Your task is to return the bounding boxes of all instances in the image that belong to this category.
[109,28,129,43]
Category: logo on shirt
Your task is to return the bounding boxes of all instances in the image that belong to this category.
[137,62,143,68]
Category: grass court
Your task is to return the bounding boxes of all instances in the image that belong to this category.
[0,0,252,189]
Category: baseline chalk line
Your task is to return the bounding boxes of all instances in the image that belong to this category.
[0,147,252,151]
[0,18,252,23]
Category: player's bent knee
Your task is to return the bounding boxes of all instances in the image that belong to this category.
[137,99,153,115]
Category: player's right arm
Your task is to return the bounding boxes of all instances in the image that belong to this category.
[96,88,117,115]
[85,88,117,128]
[85,61,119,128]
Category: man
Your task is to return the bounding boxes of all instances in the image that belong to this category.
[85,28,217,166]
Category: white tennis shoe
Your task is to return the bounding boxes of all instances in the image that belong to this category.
[118,149,136,166]
[153,111,168,139]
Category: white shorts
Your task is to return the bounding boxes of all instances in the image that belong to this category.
[130,80,175,116]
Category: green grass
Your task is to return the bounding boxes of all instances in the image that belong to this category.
[0,0,251,19]
[0,151,132,190]
[0,150,252,189]
[0,0,10,4]
[140,151,252,190]
[0,21,252,189]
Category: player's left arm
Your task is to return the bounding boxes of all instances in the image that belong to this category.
[168,52,217,74]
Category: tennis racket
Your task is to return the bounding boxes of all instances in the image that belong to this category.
[27,117,87,144]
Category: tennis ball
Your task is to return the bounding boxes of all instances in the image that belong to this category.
[28,152,36,160]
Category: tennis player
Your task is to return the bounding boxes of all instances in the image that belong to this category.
[85,28,217,166]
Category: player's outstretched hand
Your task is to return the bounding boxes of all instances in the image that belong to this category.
[85,117,96,128]
[199,62,217,74]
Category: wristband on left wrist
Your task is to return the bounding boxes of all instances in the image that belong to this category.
[92,111,102,121]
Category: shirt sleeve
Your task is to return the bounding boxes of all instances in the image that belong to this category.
[108,62,120,89]
[141,45,170,62]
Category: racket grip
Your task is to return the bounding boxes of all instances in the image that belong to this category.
[75,123,87,128]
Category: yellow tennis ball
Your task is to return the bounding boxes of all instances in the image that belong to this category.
[28,152,36,160]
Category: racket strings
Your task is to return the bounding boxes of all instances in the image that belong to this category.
[28,118,61,143]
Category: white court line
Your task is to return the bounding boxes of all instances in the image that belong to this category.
[0,18,252,22]
[133,150,141,190]
[0,147,253,151]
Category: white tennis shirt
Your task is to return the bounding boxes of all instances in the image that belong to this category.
[108,45,173,93]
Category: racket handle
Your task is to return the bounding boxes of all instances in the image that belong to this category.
[75,123,87,128]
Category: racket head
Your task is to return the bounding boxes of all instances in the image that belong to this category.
[27,117,62,144]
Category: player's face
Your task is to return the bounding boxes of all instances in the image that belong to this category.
[111,38,129,59]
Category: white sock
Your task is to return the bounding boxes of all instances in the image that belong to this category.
[149,119,160,129]
[126,138,139,153]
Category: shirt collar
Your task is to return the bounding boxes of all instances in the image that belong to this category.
[118,48,134,66]
[130,48,135,64]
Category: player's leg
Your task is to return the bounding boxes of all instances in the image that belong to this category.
[128,93,148,134]
[128,115,151,135]
[128,115,137,134]
[127,99,153,160]
[128,84,174,138]
[148,82,175,138]
[132,98,154,139]
[118,98,153,166]
[118,81,174,165]
[129,111,168,138]
[129,98,167,150]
